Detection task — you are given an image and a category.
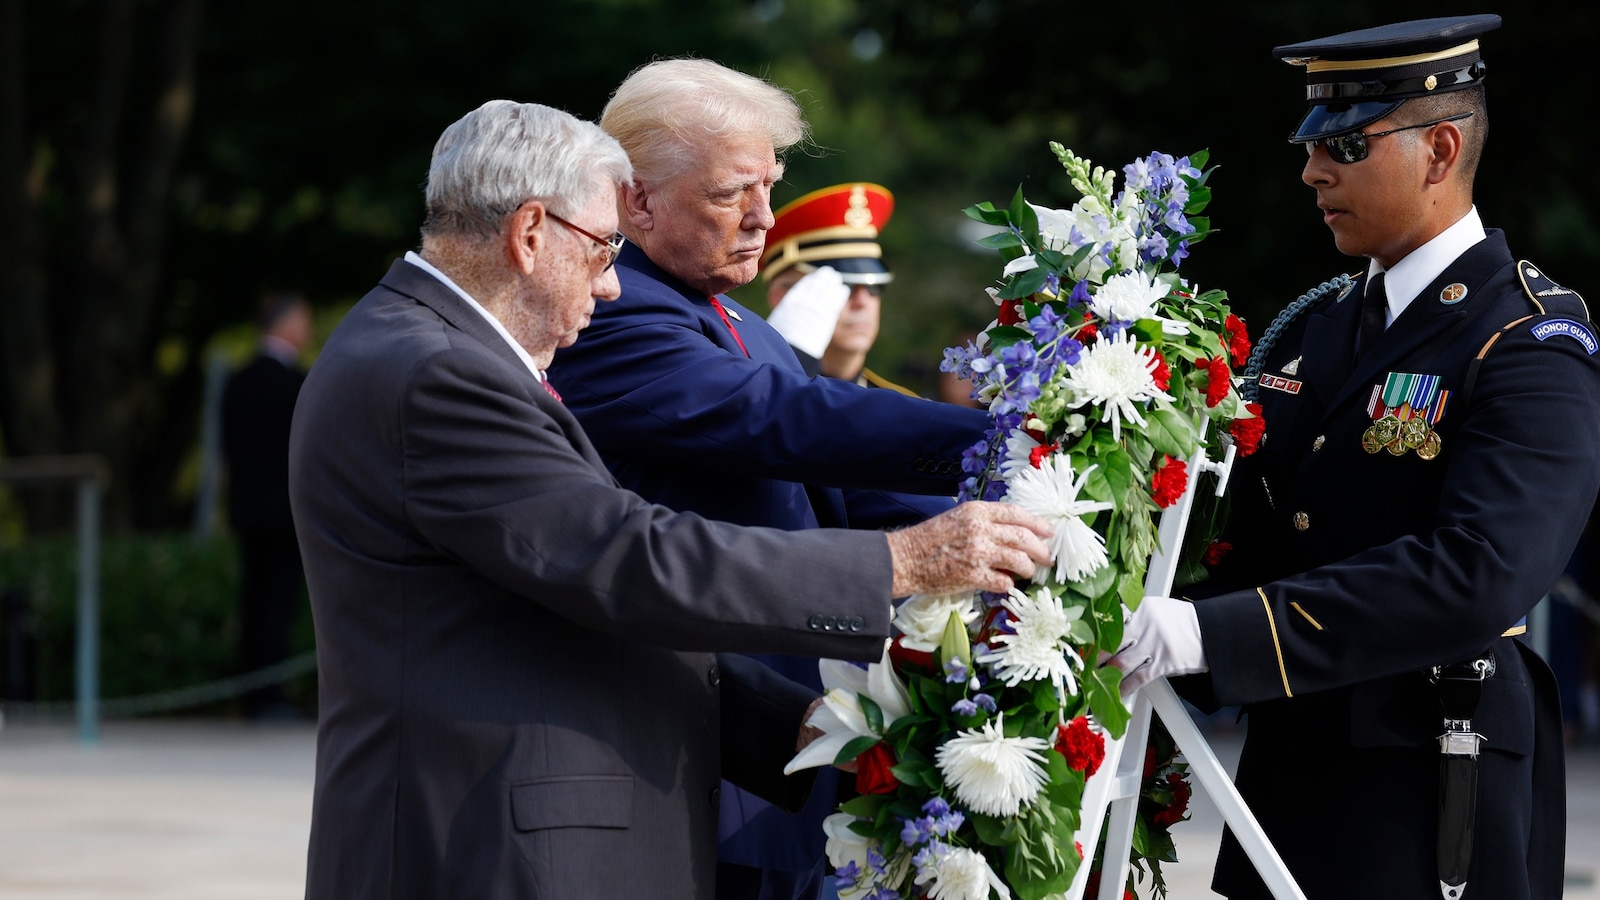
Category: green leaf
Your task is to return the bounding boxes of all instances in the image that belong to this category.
[1000,265,1051,300]
[977,230,1024,251]
[963,202,1013,227]
[840,792,889,819]
[1085,665,1131,738]
[1143,406,1199,459]
[859,694,885,736]
[1008,185,1040,239]
[835,734,879,767]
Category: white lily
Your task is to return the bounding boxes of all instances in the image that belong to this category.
[784,640,911,774]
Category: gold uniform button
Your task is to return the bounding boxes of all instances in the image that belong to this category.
[1293,511,1310,531]
[1312,435,1325,451]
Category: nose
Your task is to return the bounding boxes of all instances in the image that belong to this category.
[745,187,775,233]
[594,267,622,303]
[1302,145,1334,188]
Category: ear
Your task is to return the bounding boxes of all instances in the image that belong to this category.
[1423,121,1464,186]
[506,200,545,275]
[620,178,655,232]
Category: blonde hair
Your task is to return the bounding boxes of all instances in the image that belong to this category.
[601,58,809,184]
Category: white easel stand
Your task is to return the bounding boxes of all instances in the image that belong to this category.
[1064,431,1307,900]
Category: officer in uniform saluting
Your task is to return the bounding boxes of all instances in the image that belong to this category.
[1103,15,1600,899]
[759,182,918,395]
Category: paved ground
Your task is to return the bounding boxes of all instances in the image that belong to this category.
[0,716,1595,898]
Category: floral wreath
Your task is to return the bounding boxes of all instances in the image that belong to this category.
[787,144,1260,900]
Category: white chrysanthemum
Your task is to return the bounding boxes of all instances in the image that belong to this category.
[1060,332,1172,441]
[1003,456,1113,584]
[975,585,1085,696]
[895,591,982,653]
[916,845,1012,900]
[785,641,911,774]
[1090,271,1166,323]
[936,713,1053,817]
[999,428,1043,478]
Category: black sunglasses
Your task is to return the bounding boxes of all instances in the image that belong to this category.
[548,213,626,271]
[1298,112,1473,165]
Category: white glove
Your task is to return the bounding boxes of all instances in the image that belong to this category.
[1103,595,1207,696]
[766,266,849,359]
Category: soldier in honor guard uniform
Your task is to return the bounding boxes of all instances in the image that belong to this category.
[759,182,917,396]
[1104,15,1600,900]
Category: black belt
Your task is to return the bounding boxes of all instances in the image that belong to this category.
[1430,651,1495,900]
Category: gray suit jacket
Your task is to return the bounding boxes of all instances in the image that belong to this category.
[290,259,895,899]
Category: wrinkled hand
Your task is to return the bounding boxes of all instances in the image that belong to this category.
[886,501,1053,596]
[765,266,849,358]
[797,695,857,773]
[1102,594,1207,696]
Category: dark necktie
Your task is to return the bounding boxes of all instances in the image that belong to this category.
[541,377,562,403]
[1356,272,1388,362]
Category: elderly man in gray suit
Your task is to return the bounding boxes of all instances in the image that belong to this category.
[288,99,1051,900]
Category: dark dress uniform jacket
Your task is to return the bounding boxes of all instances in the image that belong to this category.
[546,245,984,886]
[289,259,899,900]
[1188,230,1599,899]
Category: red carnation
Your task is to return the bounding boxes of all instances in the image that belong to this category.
[1075,841,1084,861]
[1078,322,1098,343]
[1029,441,1060,469]
[1150,351,1172,391]
[998,300,1026,326]
[1203,540,1233,567]
[1152,772,1192,827]
[1055,716,1106,776]
[1150,455,1188,508]
[888,636,936,673]
[1202,357,1231,408]
[1144,746,1159,777]
[1230,402,1266,457]
[855,742,901,795]
[1223,313,1252,367]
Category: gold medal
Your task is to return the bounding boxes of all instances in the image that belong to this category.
[1362,427,1384,454]
[1386,438,1408,456]
[1372,414,1401,445]
[1417,431,1442,460]
[1399,416,1429,450]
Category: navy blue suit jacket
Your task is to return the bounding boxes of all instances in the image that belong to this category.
[547,244,988,876]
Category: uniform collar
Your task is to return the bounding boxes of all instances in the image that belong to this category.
[1366,206,1486,323]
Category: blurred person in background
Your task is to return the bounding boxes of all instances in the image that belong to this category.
[221,291,311,720]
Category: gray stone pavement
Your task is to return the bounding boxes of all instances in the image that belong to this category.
[0,716,1595,898]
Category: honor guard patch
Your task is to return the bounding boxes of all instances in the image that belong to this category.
[1439,283,1467,304]
[1531,319,1598,355]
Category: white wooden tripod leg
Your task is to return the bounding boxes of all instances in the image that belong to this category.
[1096,693,1154,900]
[1144,679,1307,900]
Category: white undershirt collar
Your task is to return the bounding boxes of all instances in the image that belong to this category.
[1366,206,1486,326]
[404,251,547,383]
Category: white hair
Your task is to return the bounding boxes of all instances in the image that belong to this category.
[422,100,633,241]
[600,58,809,184]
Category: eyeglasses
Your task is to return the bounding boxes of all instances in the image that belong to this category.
[548,213,626,271]
[1299,112,1473,165]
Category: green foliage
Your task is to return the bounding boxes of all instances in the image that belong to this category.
[0,533,314,711]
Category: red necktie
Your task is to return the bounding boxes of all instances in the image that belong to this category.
[541,377,562,403]
[709,297,750,358]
